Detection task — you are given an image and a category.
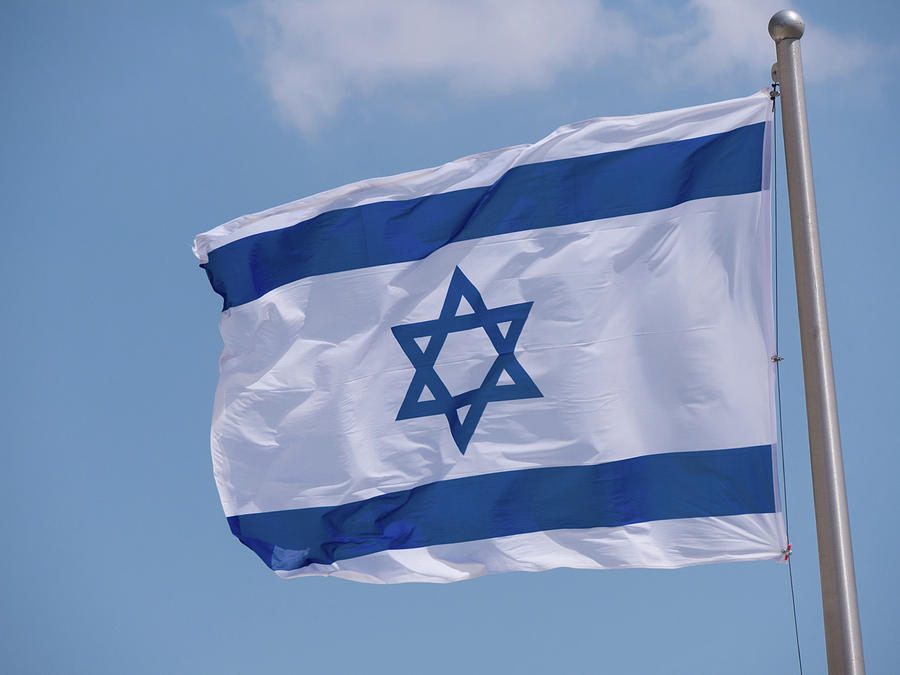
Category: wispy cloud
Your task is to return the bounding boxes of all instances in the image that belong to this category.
[645,0,876,84]
[231,0,881,135]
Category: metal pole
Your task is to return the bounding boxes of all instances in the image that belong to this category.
[768,10,865,674]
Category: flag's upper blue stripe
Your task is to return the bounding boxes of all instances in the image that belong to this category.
[203,123,765,310]
[227,445,775,572]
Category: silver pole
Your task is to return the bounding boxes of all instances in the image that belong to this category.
[768,10,865,674]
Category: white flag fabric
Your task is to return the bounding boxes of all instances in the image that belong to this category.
[195,91,786,583]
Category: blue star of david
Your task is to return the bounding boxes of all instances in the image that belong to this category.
[391,267,542,454]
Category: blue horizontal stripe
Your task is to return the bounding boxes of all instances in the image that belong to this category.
[204,123,765,310]
[227,445,775,572]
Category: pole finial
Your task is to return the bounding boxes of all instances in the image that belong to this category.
[769,10,804,41]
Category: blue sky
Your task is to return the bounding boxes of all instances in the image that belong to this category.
[2,1,898,673]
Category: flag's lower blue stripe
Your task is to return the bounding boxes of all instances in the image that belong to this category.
[204,123,765,310]
[227,445,775,572]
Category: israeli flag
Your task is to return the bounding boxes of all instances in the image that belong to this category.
[195,91,785,583]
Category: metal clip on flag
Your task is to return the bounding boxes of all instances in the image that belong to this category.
[195,91,786,584]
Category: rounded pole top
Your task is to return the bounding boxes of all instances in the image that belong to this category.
[769,10,805,41]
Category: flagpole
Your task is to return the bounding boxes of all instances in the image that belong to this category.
[768,10,865,674]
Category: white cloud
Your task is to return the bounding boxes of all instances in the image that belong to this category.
[231,0,880,135]
[231,0,634,133]
[647,0,877,84]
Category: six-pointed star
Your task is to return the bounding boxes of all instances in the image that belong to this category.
[391,267,542,454]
